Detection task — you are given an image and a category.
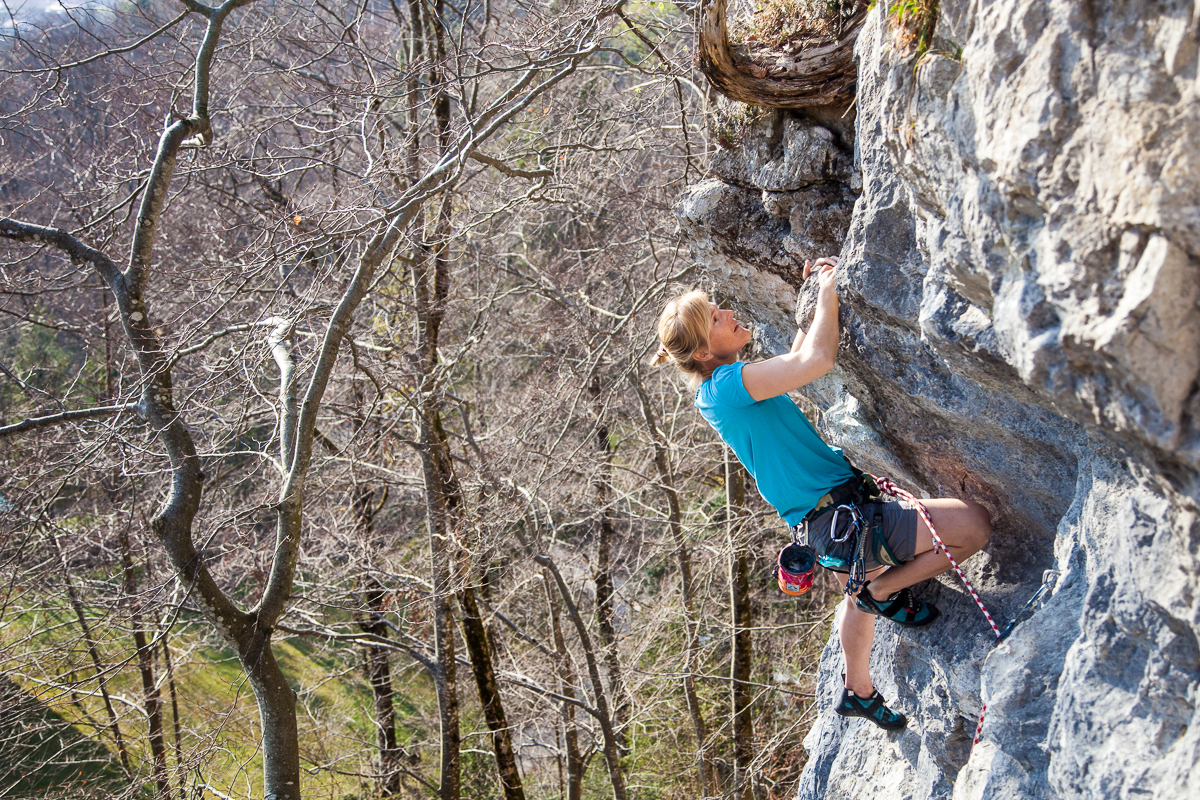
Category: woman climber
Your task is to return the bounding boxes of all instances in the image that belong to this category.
[651,256,991,730]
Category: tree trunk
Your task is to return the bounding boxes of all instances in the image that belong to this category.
[120,526,170,800]
[589,381,629,755]
[347,472,406,799]
[160,632,185,800]
[537,557,627,800]
[417,404,461,800]
[412,3,461,788]
[412,207,462,800]
[631,374,714,796]
[460,585,527,800]
[240,631,301,800]
[696,0,867,108]
[544,569,584,800]
[360,577,405,799]
[727,451,754,800]
[593,506,629,755]
[412,181,462,800]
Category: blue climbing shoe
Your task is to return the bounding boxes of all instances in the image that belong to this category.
[855,582,939,628]
[835,686,907,731]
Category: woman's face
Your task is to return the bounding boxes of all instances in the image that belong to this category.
[704,302,752,359]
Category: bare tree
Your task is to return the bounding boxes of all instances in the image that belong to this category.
[1,2,612,796]
[2,3,842,799]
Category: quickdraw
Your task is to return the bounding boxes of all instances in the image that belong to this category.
[828,503,870,596]
[998,569,1060,642]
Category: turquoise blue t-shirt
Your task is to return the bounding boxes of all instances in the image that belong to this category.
[695,362,854,526]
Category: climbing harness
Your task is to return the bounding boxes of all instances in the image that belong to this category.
[791,472,1054,643]
[791,469,888,597]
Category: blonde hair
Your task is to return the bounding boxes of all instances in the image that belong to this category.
[650,289,712,387]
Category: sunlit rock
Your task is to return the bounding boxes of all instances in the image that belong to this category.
[678,2,1200,798]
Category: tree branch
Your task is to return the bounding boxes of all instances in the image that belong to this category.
[0,217,123,287]
[497,673,602,719]
[168,323,255,365]
[127,0,263,291]
[0,403,142,438]
[535,554,628,800]
[276,624,437,673]
[485,603,557,661]
[178,0,218,16]
[468,149,553,179]
[266,317,300,473]
[0,10,192,76]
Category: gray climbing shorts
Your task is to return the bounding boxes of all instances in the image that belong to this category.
[802,499,920,573]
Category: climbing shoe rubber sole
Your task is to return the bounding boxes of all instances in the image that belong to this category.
[835,687,907,731]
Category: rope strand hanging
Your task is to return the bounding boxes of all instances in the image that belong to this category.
[870,475,1003,639]
[868,474,1003,751]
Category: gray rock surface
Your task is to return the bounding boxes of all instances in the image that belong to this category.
[676,2,1200,798]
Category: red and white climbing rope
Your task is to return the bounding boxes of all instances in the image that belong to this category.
[870,474,1002,640]
[972,703,988,746]
[870,474,1002,751]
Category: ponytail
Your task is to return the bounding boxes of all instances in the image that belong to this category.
[649,345,672,368]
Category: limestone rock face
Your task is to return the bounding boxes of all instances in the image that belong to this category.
[676,2,1200,798]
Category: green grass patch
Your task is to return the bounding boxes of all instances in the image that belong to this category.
[0,676,129,799]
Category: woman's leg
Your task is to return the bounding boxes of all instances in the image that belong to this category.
[868,499,991,598]
[841,568,885,696]
[840,500,988,698]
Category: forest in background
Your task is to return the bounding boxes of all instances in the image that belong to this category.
[0,2,846,799]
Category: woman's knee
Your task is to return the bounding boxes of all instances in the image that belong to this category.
[969,501,992,549]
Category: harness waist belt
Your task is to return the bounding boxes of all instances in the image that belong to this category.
[802,473,866,523]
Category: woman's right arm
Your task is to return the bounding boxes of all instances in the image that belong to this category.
[741,263,840,401]
[789,256,838,354]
